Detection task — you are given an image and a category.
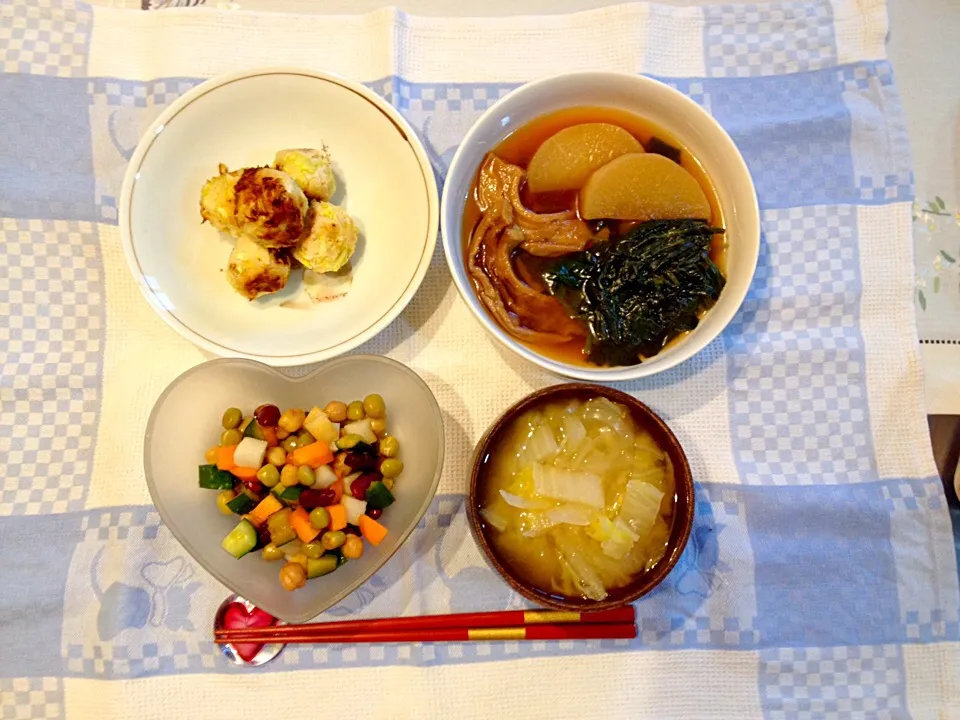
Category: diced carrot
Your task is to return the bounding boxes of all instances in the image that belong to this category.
[289,441,334,468]
[329,478,343,504]
[216,445,237,471]
[290,507,320,543]
[247,495,283,527]
[358,514,388,546]
[262,426,279,448]
[326,504,347,532]
[229,466,259,481]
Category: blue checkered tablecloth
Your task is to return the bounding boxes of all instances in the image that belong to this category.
[0,0,958,717]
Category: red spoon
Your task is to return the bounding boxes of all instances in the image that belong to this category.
[214,595,285,666]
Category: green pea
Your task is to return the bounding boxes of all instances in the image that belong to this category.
[321,530,346,550]
[363,394,386,419]
[220,428,242,447]
[282,436,299,453]
[380,458,403,479]
[297,465,315,486]
[309,507,330,531]
[379,436,399,458]
[257,464,280,488]
[297,431,315,447]
[346,401,365,421]
[261,543,285,562]
[222,407,243,430]
[302,541,324,559]
[336,433,364,450]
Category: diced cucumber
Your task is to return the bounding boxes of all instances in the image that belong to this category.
[277,486,303,504]
[364,481,395,510]
[306,555,338,579]
[243,420,266,441]
[221,519,257,559]
[199,464,235,490]
[226,492,257,515]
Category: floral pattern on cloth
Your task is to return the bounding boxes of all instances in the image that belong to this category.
[914,197,960,343]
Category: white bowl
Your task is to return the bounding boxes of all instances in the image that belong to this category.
[144,356,444,623]
[121,67,439,367]
[441,72,760,381]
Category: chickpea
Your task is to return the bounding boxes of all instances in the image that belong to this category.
[346,401,365,421]
[262,543,285,562]
[279,562,307,592]
[280,464,300,487]
[380,458,404,479]
[205,446,219,464]
[324,401,348,423]
[342,535,365,559]
[266,446,286,467]
[379,436,399,458]
[278,408,306,434]
[276,427,291,441]
[363,394,386,419]
[370,417,388,438]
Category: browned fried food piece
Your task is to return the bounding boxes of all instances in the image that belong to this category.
[226,235,292,300]
[233,168,309,248]
[467,154,594,344]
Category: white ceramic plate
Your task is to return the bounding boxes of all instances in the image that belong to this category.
[144,356,444,623]
[121,68,439,366]
[441,72,760,381]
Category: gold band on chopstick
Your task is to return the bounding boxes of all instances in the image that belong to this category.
[468,628,527,640]
[523,611,581,624]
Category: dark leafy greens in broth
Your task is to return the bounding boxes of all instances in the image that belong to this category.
[545,219,726,366]
[462,108,727,367]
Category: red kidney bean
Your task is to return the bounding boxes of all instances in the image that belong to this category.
[299,488,336,509]
[349,473,378,501]
[344,451,378,471]
[256,523,272,548]
[242,479,263,495]
[254,404,281,428]
[368,507,383,520]
[343,526,361,536]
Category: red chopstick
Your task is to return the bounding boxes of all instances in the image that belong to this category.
[217,622,636,645]
[216,606,634,643]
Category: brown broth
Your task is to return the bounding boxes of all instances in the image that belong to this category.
[462,106,726,368]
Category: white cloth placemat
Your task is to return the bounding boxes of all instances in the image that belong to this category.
[0,1,957,718]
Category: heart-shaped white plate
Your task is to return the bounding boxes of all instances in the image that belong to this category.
[144,356,444,623]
